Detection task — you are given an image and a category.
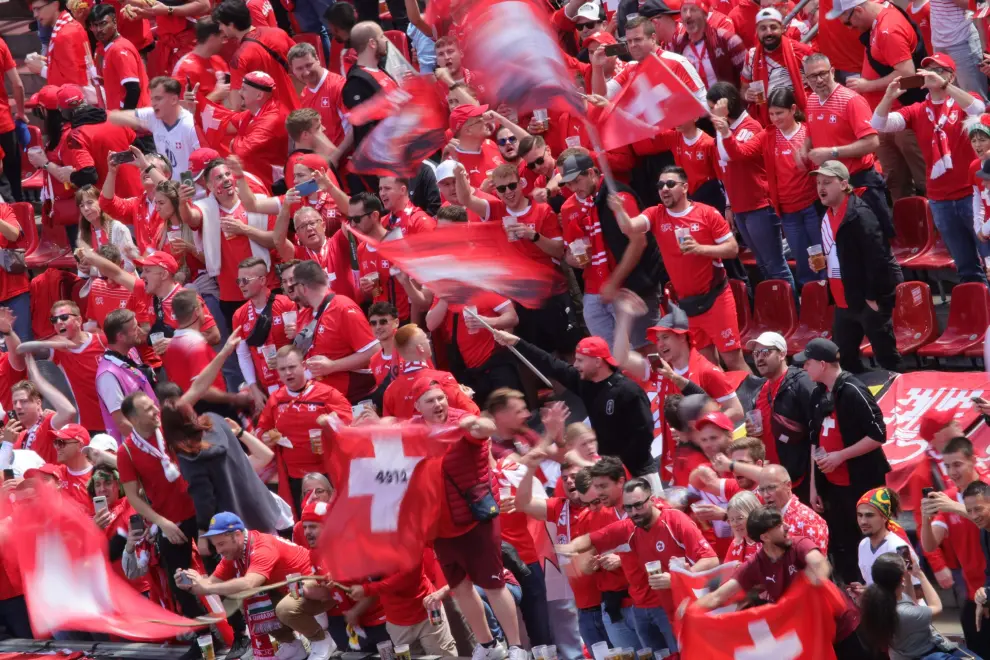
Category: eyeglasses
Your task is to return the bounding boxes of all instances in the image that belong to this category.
[526,156,547,170]
[930,67,952,77]
[623,499,649,512]
[497,136,517,146]
[495,182,519,193]
[236,276,263,286]
[369,318,394,326]
[50,313,78,324]
[53,438,80,449]
[658,180,683,189]
[805,70,832,80]
[575,21,599,31]
[347,212,371,224]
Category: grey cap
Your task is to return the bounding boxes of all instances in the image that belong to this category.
[809,160,850,180]
[559,153,596,183]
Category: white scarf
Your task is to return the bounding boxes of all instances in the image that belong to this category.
[194,196,271,277]
[130,428,181,482]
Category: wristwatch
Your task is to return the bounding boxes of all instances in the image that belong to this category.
[830,147,839,159]
[530,231,541,243]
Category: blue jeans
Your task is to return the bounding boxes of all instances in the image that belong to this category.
[936,24,988,99]
[547,599,584,660]
[929,196,990,285]
[518,562,552,646]
[584,290,660,351]
[601,604,639,650]
[735,206,796,288]
[0,291,31,341]
[577,606,610,649]
[631,606,678,653]
[476,583,522,643]
[781,203,825,288]
[293,0,333,62]
[921,649,984,660]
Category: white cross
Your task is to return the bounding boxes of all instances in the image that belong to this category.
[626,76,672,127]
[29,532,115,633]
[734,620,803,660]
[201,104,222,132]
[821,417,836,437]
[348,433,424,532]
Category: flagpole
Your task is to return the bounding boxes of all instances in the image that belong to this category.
[581,117,619,195]
[463,308,554,388]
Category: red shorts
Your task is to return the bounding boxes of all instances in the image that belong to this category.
[687,287,741,353]
[433,518,506,590]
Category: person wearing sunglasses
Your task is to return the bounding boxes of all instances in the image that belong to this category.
[494,126,521,164]
[49,424,102,512]
[518,135,564,206]
[272,198,354,301]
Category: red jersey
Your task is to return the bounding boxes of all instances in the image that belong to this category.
[52,333,108,431]
[862,6,918,108]
[63,123,143,198]
[908,0,934,55]
[644,202,734,298]
[117,430,198,523]
[230,101,291,190]
[480,199,564,269]
[493,460,541,565]
[582,506,633,606]
[99,193,163,256]
[215,202,276,301]
[162,329,225,393]
[561,190,637,294]
[817,0,864,73]
[86,278,133,328]
[725,536,761,563]
[433,299,511,369]
[714,113,772,213]
[0,41,17,133]
[230,27,299,110]
[0,205,29,302]
[97,36,151,110]
[54,463,97,514]
[780,494,829,553]
[361,560,437,626]
[933,482,988,598]
[293,238,353,298]
[299,70,347,146]
[610,49,706,105]
[0,352,25,414]
[213,531,313,588]
[369,350,398,386]
[258,381,353,478]
[892,98,977,201]
[358,242,411,321]
[546,497,600,609]
[47,12,89,87]
[129,279,218,334]
[247,0,278,26]
[232,294,297,393]
[637,130,719,195]
[818,409,851,485]
[723,123,818,213]
[807,84,878,176]
[450,141,505,189]
[306,295,379,397]
[381,363,479,419]
[15,411,57,465]
[172,52,229,97]
[382,203,437,235]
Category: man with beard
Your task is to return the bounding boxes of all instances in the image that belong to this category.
[96,309,158,441]
[518,136,568,208]
[741,9,815,125]
[669,0,746,88]
[86,4,150,112]
[557,478,719,655]
[852,487,919,590]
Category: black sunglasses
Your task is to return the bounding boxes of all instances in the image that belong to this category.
[50,313,78,324]
[623,499,649,512]
[526,156,546,171]
[497,136,517,146]
[369,318,394,326]
[347,212,371,224]
[657,180,683,189]
[496,182,519,193]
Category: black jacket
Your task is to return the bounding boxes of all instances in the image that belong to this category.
[514,339,656,476]
[809,371,890,493]
[342,64,395,149]
[833,195,899,312]
[764,366,816,485]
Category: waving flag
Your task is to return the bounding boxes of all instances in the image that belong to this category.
[349,75,448,178]
[2,484,208,639]
[670,559,741,618]
[461,0,584,115]
[320,423,451,581]
[680,576,844,660]
[192,95,235,157]
[598,53,710,152]
[349,222,563,309]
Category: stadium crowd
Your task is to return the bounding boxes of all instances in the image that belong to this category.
[0,0,988,657]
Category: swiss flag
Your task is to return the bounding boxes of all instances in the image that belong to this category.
[320,423,452,581]
[680,575,844,660]
[1,483,208,639]
[192,94,235,157]
[597,53,710,152]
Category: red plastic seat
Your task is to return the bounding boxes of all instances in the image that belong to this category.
[787,280,834,354]
[741,279,797,345]
[384,30,411,62]
[738,247,757,267]
[729,279,751,339]
[862,281,937,357]
[25,203,75,270]
[10,202,38,255]
[917,283,990,357]
[293,33,327,68]
[20,125,44,189]
[890,196,954,269]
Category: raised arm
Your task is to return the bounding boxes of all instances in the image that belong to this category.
[178,330,242,408]
[25,353,77,428]
[272,190,298,261]
[77,244,138,291]
[453,163,490,218]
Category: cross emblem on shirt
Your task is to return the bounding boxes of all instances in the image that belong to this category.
[821,417,836,438]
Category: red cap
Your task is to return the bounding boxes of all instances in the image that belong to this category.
[575,336,618,367]
[449,104,489,136]
[301,499,331,523]
[24,464,62,481]
[189,148,221,179]
[919,407,957,440]
[52,423,91,446]
[921,53,956,72]
[134,250,179,275]
[27,85,61,111]
[56,85,86,110]
[696,411,734,433]
[583,31,617,48]
[410,376,443,403]
[243,71,276,92]
[297,153,329,173]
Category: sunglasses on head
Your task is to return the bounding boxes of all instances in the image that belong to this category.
[497,136,517,146]
[496,182,519,193]
[658,179,683,189]
[50,313,77,324]
[526,156,547,170]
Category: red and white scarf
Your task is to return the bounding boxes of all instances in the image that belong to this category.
[925,98,956,179]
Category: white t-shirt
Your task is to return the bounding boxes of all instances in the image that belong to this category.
[134,107,201,181]
[929,0,971,49]
[858,531,921,586]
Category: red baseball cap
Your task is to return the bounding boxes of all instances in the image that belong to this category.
[921,53,956,72]
[56,84,86,110]
[134,250,179,275]
[52,423,91,447]
[301,499,331,523]
[189,147,221,180]
[575,336,618,367]
[583,31,617,49]
[24,464,62,481]
[243,71,276,92]
[449,104,489,136]
[411,376,443,403]
[27,85,61,111]
[696,411,734,433]
[919,407,958,440]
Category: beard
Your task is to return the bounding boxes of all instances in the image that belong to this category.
[761,35,782,51]
[772,537,793,551]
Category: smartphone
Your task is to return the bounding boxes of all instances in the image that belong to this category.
[972,396,988,405]
[185,75,193,92]
[110,150,136,166]
[180,170,194,188]
[647,353,663,370]
[2,469,13,481]
[922,487,935,498]
[176,572,193,587]
[603,42,629,58]
[129,513,145,532]
[295,179,319,197]
[896,545,913,569]
[899,74,926,89]
[93,495,108,513]
[224,72,232,84]
[6,410,15,423]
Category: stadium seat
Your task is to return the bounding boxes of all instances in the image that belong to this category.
[20,124,44,190]
[741,279,797,345]
[862,281,937,357]
[917,283,990,358]
[890,197,933,265]
[787,280,833,354]
[25,204,75,270]
[293,33,327,67]
[10,202,38,255]
[729,279,751,340]
[384,30,411,62]
[738,247,757,268]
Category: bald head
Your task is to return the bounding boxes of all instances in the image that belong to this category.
[759,464,793,508]
[351,21,384,55]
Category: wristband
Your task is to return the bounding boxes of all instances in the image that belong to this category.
[729,460,736,473]
[236,428,244,440]
[530,231,541,243]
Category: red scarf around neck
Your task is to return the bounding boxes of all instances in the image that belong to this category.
[750,37,808,125]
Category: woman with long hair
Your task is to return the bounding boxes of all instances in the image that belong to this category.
[861,552,979,659]
[75,184,135,270]
[714,86,825,291]
[153,179,206,284]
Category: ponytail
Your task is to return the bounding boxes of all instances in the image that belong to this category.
[859,553,907,650]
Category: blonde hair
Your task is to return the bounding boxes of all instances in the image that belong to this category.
[565,422,595,445]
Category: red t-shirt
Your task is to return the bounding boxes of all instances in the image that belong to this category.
[358,242,411,321]
[546,497,601,609]
[896,98,977,201]
[162,330,226,393]
[644,203,734,298]
[232,294,297,393]
[98,36,151,110]
[0,40,17,133]
[14,411,57,465]
[99,194,163,257]
[306,295,379,396]
[129,279,218,338]
[247,0,278,27]
[772,124,819,213]
[117,432,198,523]
[807,85,878,176]
[369,350,398,387]
[715,113,772,214]
[54,463,97,514]
[86,278,133,329]
[638,131,719,195]
[862,6,918,108]
[933,482,989,598]
[292,237,352,298]
[754,372,786,465]
[382,203,437,235]
[52,333,109,431]
[0,205,29,302]
[230,27,299,109]
[257,381,353,478]
[172,52,229,97]
[213,530,313,587]
[47,12,89,87]
[299,70,347,146]
[818,410,851,486]
[433,299,512,369]
[908,0,933,55]
[361,560,437,626]
[672,445,711,489]
[450,141,505,189]
[493,461,540,565]
[582,506,633,607]
[0,352,25,414]
[216,202,276,301]
[480,199,564,269]
[725,536,761,564]
[381,364,479,419]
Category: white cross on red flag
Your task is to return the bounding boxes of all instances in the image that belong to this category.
[320,422,452,581]
[596,53,710,152]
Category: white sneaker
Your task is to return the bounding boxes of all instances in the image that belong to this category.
[276,639,308,660]
[508,646,529,660]
[307,636,334,660]
[472,642,507,660]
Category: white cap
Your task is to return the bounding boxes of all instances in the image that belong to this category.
[436,159,458,182]
[755,7,783,23]
[825,0,866,20]
[575,0,602,21]
[86,434,119,454]
[745,331,787,353]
